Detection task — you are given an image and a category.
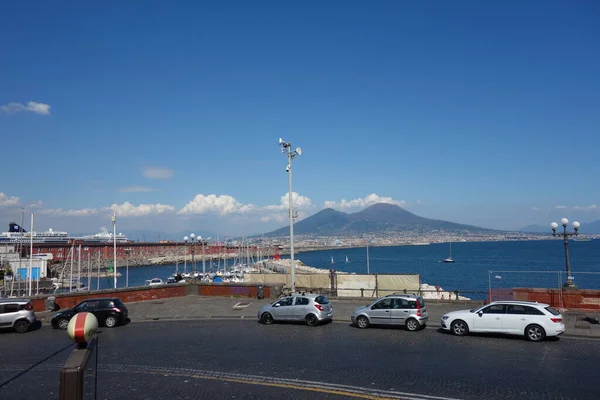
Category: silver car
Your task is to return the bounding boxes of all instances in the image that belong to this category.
[0,298,37,333]
[351,294,428,331]
[258,293,334,326]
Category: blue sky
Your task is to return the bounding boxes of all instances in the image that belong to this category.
[1,1,599,236]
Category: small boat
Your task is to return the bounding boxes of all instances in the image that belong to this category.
[345,254,350,263]
[572,237,592,242]
[330,256,335,264]
[443,242,454,263]
[145,278,164,286]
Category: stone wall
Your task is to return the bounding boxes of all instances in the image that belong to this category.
[29,282,280,312]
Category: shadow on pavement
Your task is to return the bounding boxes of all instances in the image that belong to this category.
[435,327,563,342]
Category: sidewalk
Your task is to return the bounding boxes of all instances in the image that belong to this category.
[36,296,600,338]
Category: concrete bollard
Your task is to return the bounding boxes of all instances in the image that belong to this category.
[59,312,99,400]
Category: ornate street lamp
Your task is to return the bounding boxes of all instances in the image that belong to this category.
[199,236,207,280]
[190,233,196,275]
[183,236,188,274]
[551,218,580,289]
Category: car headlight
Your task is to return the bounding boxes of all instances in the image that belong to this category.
[441,316,449,320]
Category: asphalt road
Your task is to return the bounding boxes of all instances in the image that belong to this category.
[1,320,599,400]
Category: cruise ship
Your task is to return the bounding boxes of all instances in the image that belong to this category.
[0,223,130,244]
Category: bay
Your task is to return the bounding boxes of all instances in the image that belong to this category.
[99,240,600,300]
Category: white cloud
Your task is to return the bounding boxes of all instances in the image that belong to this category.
[142,167,173,179]
[554,205,568,209]
[259,192,315,223]
[531,207,541,211]
[39,208,100,217]
[264,192,314,211]
[0,192,20,207]
[0,101,51,115]
[260,214,287,223]
[178,194,256,216]
[324,193,406,210]
[574,204,597,212]
[27,200,43,209]
[119,186,156,193]
[110,202,175,217]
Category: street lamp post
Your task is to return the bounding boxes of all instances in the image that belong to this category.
[551,218,580,289]
[183,236,188,274]
[279,137,302,294]
[112,214,117,289]
[125,248,131,288]
[199,236,206,280]
[190,233,196,275]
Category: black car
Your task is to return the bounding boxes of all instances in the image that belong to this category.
[51,297,128,330]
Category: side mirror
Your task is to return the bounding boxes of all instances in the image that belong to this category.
[274,303,280,307]
[477,311,483,317]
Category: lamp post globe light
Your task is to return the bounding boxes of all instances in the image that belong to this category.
[551,218,580,289]
[279,137,302,294]
[183,236,189,274]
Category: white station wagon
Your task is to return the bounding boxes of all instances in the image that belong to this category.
[440,300,565,342]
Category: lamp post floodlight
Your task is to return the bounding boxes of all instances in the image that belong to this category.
[278,137,302,293]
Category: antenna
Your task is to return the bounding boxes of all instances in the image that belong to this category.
[296,147,302,156]
[278,138,283,144]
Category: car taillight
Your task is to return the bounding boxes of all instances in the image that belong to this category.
[315,304,324,311]
[113,307,122,313]
[26,303,33,311]
[416,302,422,317]
[550,318,562,323]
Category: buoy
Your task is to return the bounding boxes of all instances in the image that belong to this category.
[67,312,99,345]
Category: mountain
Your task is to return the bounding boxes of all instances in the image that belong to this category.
[581,220,600,234]
[261,203,498,237]
[519,224,548,233]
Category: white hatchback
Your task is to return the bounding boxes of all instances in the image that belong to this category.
[441,301,565,342]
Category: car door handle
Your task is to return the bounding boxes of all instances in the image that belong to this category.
[385,310,389,313]
[520,318,526,321]
[495,317,500,320]
[403,311,409,313]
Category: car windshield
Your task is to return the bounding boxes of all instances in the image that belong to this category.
[545,306,560,316]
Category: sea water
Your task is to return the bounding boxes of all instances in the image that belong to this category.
[100,240,600,298]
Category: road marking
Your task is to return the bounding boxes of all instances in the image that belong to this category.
[106,364,464,400]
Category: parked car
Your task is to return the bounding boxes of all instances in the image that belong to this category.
[351,294,428,331]
[440,300,565,342]
[258,293,333,326]
[0,298,37,333]
[51,297,128,330]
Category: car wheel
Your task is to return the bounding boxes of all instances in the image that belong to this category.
[356,315,369,329]
[450,320,469,336]
[105,316,117,328]
[14,320,29,334]
[261,312,274,325]
[57,318,69,330]
[405,318,420,331]
[306,314,319,327]
[525,324,546,342]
